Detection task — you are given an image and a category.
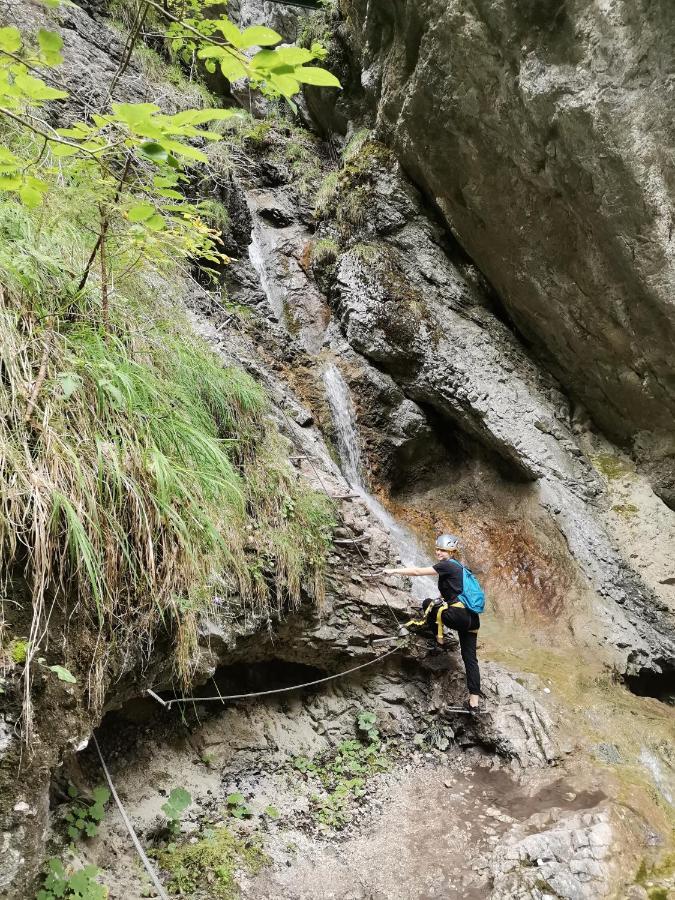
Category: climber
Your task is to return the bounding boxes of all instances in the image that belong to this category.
[381,534,483,711]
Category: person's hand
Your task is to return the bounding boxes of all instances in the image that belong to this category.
[382,568,396,575]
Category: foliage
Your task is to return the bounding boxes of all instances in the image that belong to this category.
[155,825,267,899]
[162,786,192,835]
[311,237,339,269]
[0,183,333,736]
[162,2,340,104]
[9,638,28,664]
[356,710,379,743]
[224,112,324,196]
[63,784,110,841]
[226,792,253,819]
[0,0,339,744]
[44,663,77,683]
[292,714,388,830]
[0,0,341,297]
[36,858,107,900]
[264,804,280,820]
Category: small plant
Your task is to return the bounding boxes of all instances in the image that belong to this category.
[314,777,365,829]
[356,710,379,744]
[264,805,280,820]
[63,785,110,841]
[162,786,192,835]
[225,792,253,819]
[311,237,339,269]
[41,660,77,683]
[292,755,318,775]
[37,858,107,900]
[292,716,388,831]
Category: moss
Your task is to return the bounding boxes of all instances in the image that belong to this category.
[342,129,372,164]
[156,826,267,899]
[314,140,396,238]
[635,853,675,899]
[9,639,28,664]
[592,453,633,480]
[612,503,639,518]
[350,242,379,264]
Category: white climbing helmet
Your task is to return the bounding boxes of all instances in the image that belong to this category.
[435,533,460,552]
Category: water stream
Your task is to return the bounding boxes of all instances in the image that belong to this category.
[248,222,285,323]
[322,362,437,600]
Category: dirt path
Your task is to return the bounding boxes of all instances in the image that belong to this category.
[243,765,606,900]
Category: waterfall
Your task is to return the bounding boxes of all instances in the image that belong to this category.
[248,223,284,322]
[322,363,437,601]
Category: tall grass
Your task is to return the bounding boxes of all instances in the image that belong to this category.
[0,173,333,737]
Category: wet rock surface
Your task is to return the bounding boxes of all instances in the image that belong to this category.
[1,2,674,898]
[333,0,675,505]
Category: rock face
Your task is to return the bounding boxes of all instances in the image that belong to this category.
[330,0,675,506]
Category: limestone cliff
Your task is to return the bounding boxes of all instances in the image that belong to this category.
[317,0,675,507]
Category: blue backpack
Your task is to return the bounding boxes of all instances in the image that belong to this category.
[457,564,486,614]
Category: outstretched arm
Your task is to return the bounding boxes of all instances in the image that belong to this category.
[383,566,436,576]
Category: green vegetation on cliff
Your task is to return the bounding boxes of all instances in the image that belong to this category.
[0,0,340,739]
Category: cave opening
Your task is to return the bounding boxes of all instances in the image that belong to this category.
[624,668,675,705]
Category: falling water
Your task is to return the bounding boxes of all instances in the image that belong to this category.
[322,362,437,600]
[248,223,285,322]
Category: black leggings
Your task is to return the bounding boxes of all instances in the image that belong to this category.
[442,606,481,695]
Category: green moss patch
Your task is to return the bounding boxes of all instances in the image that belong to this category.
[592,453,633,480]
[155,827,267,899]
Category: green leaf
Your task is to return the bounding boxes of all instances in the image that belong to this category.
[145,213,165,231]
[0,27,22,54]
[272,46,314,66]
[0,147,19,165]
[14,72,69,101]
[264,805,280,819]
[204,59,217,74]
[48,664,76,683]
[169,787,191,810]
[88,803,105,822]
[239,26,283,48]
[161,140,208,163]
[19,184,43,208]
[112,102,161,125]
[271,74,300,99]
[196,46,228,60]
[155,188,183,200]
[219,56,247,82]
[139,141,168,163]
[226,792,245,805]
[67,824,79,841]
[213,18,244,48]
[0,175,22,191]
[67,783,79,799]
[57,372,81,399]
[50,142,80,158]
[128,202,155,223]
[92,787,110,804]
[293,66,341,88]
[38,28,63,54]
[84,820,98,837]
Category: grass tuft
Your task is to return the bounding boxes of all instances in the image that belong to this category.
[0,162,334,736]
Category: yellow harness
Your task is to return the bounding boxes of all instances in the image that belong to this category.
[404,600,467,644]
